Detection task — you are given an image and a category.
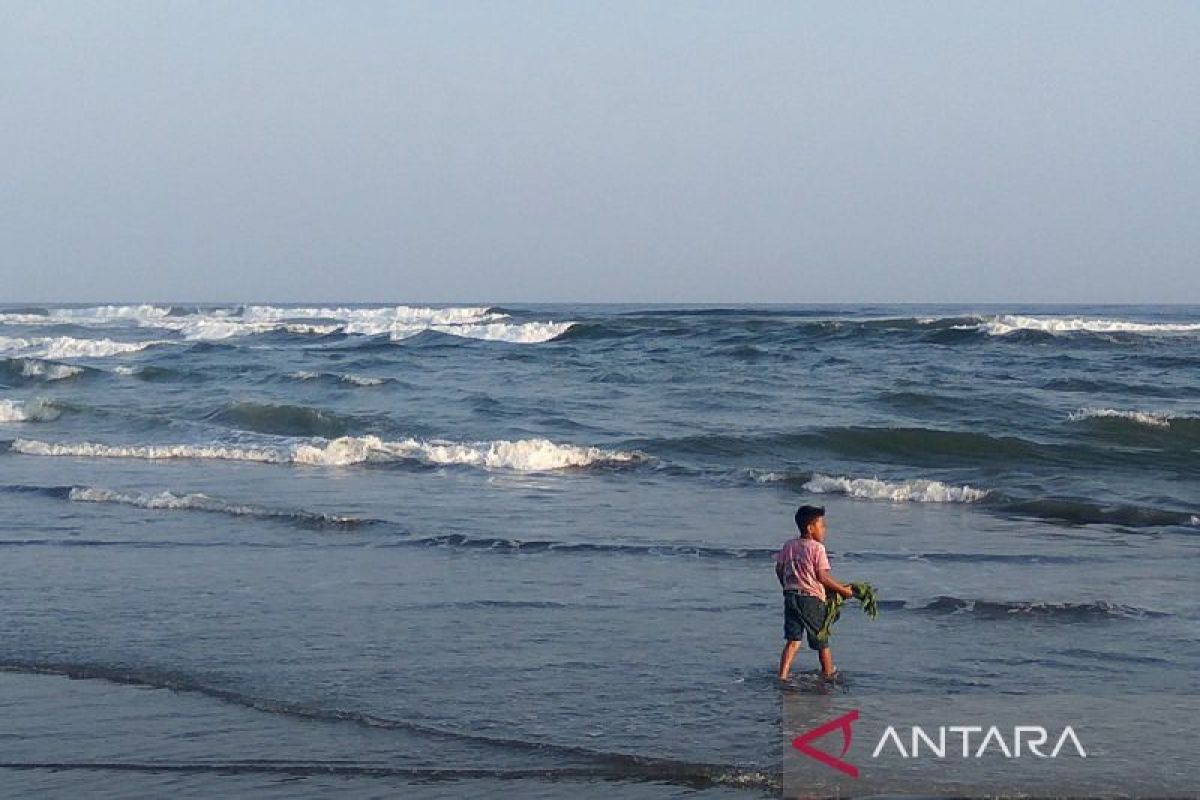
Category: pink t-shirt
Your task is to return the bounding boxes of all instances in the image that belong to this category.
[775,537,831,600]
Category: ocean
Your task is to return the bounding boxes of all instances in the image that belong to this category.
[0,302,1197,798]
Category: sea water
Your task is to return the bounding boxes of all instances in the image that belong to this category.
[0,303,1197,797]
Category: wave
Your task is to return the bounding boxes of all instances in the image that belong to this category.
[394,533,777,559]
[0,762,774,787]
[751,469,1197,529]
[15,359,86,382]
[66,486,375,528]
[390,320,576,343]
[207,401,359,438]
[979,314,1200,337]
[1,304,575,345]
[161,319,343,340]
[246,304,499,327]
[111,364,189,382]
[1069,408,1174,428]
[784,427,1050,465]
[0,304,173,327]
[10,435,645,472]
[1065,408,1200,450]
[997,498,1200,529]
[0,398,61,422]
[0,335,167,359]
[1068,408,1200,439]
[914,596,1166,620]
[0,660,774,790]
[305,436,642,470]
[796,425,1183,470]
[1041,377,1200,398]
[288,370,387,387]
[797,473,991,503]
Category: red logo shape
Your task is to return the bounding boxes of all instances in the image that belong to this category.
[791,709,860,778]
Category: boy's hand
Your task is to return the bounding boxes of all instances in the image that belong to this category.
[840,585,855,600]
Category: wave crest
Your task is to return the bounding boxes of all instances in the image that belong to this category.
[19,359,85,381]
[1068,408,1179,428]
[1,304,574,345]
[291,435,643,470]
[0,335,165,359]
[0,398,61,422]
[980,315,1200,337]
[67,486,370,528]
[13,435,644,473]
[800,473,991,503]
[208,401,356,438]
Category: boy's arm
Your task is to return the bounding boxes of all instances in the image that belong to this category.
[775,561,786,587]
[818,569,855,599]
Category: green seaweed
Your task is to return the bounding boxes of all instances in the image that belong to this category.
[816,582,879,642]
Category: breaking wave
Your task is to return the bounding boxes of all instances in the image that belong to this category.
[11,435,645,472]
[798,473,991,503]
[979,315,1200,337]
[288,371,387,387]
[0,304,575,344]
[0,398,61,422]
[66,486,374,528]
[752,470,1196,529]
[1068,407,1194,429]
[15,359,85,381]
[0,335,166,359]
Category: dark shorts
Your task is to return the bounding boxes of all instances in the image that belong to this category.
[783,591,829,650]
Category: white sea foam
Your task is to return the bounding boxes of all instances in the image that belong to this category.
[803,473,990,503]
[286,371,385,386]
[0,304,573,345]
[13,439,283,463]
[292,436,640,470]
[248,305,499,327]
[156,318,342,340]
[0,399,61,422]
[0,305,173,326]
[52,304,173,321]
[65,485,359,524]
[19,360,84,381]
[980,315,1200,337]
[340,374,384,386]
[0,335,164,359]
[71,486,244,511]
[1068,408,1176,428]
[14,435,642,472]
[386,321,575,343]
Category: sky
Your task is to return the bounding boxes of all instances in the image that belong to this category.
[2,1,1197,304]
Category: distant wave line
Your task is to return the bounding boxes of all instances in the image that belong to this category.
[8,435,646,472]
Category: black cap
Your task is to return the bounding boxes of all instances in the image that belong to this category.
[794,504,826,532]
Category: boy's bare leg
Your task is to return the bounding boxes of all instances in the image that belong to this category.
[818,647,837,678]
[778,640,801,680]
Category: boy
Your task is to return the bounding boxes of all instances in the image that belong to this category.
[775,505,854,682]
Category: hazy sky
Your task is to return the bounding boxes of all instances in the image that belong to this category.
[2,2,1197,303]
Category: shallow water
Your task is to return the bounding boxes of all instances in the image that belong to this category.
[1,303,1197,796]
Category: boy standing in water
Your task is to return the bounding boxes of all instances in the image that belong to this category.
[776,505,855,682]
